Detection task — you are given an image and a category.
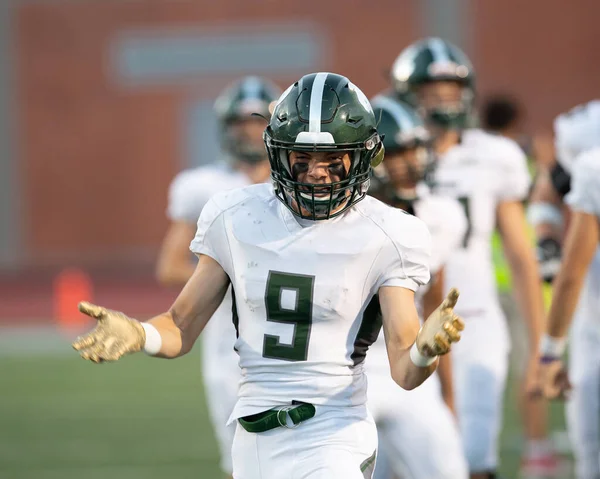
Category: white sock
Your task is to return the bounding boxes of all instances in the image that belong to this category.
[525,439,553,459]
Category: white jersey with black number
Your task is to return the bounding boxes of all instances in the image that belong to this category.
[432,129,531,315]
[554,100,600,173]
[190,183,431,422]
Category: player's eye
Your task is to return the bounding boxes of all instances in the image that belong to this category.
[291,162,309,177]
[328,162,346,178]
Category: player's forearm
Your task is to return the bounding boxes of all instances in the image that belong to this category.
[148,254,230,358]
[505,248,544,349]
[437,352,454,406]
[389,343,438,390]
[545,211,600,339]
[145,301,217,359]
[546,266,586,339]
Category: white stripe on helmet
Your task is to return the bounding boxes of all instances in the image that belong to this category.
[296,72,334,144]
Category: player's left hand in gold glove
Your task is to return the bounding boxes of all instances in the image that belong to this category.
[72,302,146,363]
[417,288,464,357]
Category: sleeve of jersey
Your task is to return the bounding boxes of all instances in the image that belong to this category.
[189,195,231,272]
[166,172,208,224]
[497,142,531,201]
[377,216,432,291]
[565,154,600,217]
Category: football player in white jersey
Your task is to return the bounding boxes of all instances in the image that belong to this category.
[366,95,469,479]
[155,76,281,478]
[390,38,548,479]
[71,72,465,479]
[538,147,600,479]
[528,100,600,284]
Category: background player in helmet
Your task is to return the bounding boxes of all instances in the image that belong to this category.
[72,72,465,479]
[366,95,469,479]
[155,76,281,478]
[390,38,550,479]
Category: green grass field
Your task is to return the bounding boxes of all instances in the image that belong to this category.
[0,342,572,479]
[0,351,221,479]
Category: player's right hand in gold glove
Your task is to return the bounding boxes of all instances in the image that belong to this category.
[417,288,464,357]
[72,302,146,363]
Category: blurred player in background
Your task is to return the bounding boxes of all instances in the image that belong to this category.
[481,93,563,478]
[533,101,600,479]
[538,147,600,479]
[390,37,549,479]
[155,76,281,478]
[367,95,469,479]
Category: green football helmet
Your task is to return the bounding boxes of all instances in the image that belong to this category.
[265,72,384,220]
[370,94,435,202]
[390,37,475,129]
[214,76,281,163]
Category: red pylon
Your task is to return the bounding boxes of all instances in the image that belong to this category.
[53,268,93,332]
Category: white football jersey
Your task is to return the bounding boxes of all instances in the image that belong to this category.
[167,163,249,359]
[366,189,467,378]
[190,184,431,422]
[566,147,600,218]
[554,100,600,173]
[167,163,249,224]
[432,129,531,315]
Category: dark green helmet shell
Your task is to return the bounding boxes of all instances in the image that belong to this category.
[214,76,281,163]
[265,72,384,220]
[371,94,436,194]
[371,94,431,152]
[390,37,475,129]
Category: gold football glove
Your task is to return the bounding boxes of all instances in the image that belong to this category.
[417,288,464,357]
[72,302,145,363]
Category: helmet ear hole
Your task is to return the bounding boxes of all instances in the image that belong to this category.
[371,144,385,167]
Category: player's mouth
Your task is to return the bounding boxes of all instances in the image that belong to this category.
[298,185,334,199]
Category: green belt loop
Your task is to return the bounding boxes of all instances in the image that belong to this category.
[238,402,316,433]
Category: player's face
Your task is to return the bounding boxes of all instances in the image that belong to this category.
[288,150,351,188]
[383,147,427,188]
[287,150,352,216]
[229,116,268,161]
[416,81,463,114]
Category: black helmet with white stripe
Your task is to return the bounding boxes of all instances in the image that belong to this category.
[390,37,475,129]
[265,72,384,220]
[214,76,281,163]
[372,94,432,153]
[370,94,435,203]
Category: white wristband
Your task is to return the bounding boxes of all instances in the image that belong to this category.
[409,342,437,367]
[141,322,162,356]
[539,334,566,358]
